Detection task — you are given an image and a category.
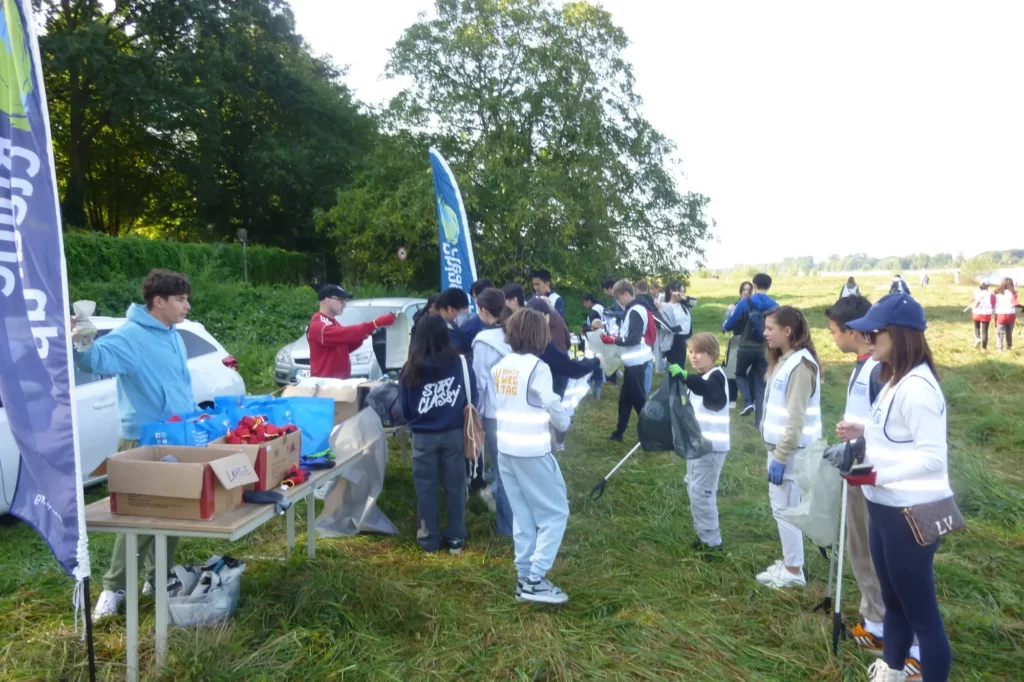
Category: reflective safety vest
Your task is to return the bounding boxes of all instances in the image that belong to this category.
[973,289,994,316]
[548,291,563,315]
[761,348,822,448]
[994,291,1016,316]
[620,306,653,367]
[690,367,730,452]
[843,357,879,426]
[864,364,953,507]
[492,353,551,457]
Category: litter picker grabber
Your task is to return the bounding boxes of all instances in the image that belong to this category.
[830,479,851,654]
[589,443,642,499]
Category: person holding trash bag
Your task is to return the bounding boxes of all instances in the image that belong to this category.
[398,314,477,554]
[757,305,822,590]
[72,270,197,621]
[667,333,730,553]
[604,280,653,442]
[492,309,572,604]
[308,284,395,379]
[837,294,954,682]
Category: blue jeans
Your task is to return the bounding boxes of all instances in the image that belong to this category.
[643,361,653,396]
[735,373,753,408]
[868,500,951,681]
[411,429,468,551]
[736,349,768,428]
[591,368,604,399]
[484,418,513,536]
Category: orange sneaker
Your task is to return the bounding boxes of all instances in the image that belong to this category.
[903,657,922,681]
[851,622,884,655]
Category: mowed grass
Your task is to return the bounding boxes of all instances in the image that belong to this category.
[2,275,1023,681]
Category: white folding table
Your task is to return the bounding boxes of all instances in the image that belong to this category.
[85,462,351,682]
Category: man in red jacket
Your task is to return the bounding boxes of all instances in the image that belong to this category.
[308,285,396,379]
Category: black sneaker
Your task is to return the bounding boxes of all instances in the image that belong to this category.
[447,538,464,555]
[740,405,755,416]
[608,433,624,442]
[692,540,723,553]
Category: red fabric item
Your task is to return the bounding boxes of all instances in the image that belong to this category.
[373,312,396,328]
[843,470,878,487]
[306,312,376,379]
[643,310,657,348]
[600,334,616,345]
[228,415,297,445]
[167,415,182,423]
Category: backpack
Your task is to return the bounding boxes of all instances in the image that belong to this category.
[643,310,658,348]
[744,305,767,343]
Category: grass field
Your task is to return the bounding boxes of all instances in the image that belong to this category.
[2,275,1023,681]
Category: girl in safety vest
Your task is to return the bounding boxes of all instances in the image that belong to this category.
[603,279,654,442]
[667,333,730,552]
[491,309,572,604]
[993,277,1018,352]
[398,314,477,555]
[967,280,995,351]
[757,306,822,590]
[838,294,953,682]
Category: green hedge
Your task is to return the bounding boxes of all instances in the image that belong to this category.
[64,232,309,286]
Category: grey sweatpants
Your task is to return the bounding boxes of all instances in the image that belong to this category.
[686,451,728,547]
[412,428,468,551]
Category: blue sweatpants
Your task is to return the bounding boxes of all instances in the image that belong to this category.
[867,500,952,681]
[497,453,569,580]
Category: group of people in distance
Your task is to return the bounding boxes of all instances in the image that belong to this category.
[966,277,1018,352]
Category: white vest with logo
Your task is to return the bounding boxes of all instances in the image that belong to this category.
[591,303,605,320]
[691,367,730,452]
[761,349,822,448]
[620,306,653,367]
[973,289,993,316]
[843,357,879,426]
[864,364,953,507]
[492,353,551,457]
[994,291,1016,316]
[547,291,562,311]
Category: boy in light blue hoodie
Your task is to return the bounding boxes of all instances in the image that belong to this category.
[73,270,197,621]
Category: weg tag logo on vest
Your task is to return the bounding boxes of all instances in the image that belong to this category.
[0,0,34,132]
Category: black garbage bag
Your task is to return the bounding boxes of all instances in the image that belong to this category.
[364,382,405,427]
[637,378,712,459]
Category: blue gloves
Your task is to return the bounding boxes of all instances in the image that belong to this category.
[767,459,786,486]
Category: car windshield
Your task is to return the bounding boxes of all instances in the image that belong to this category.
[338,306,393,325]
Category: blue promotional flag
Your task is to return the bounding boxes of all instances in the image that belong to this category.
[0,0,90,580]
[428,148,478,309]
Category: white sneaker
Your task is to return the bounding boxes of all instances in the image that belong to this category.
[92,589,126,621]
[867,659,907,682]
[141,580,153,596]
[517,576,569,604]
[755,561,806,589]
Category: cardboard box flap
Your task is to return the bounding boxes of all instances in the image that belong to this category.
[108,460,206,499]
[282,378,361,402]
[208,453,260,490]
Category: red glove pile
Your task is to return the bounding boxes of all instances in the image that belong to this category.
[223,415,298,445]
[600,334,617,345]
[279,465,311,490]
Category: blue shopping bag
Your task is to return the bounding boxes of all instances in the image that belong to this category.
[280,396,336,456]
[140,410,231,448]
[216,396,294,431]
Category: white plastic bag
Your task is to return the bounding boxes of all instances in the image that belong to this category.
[779,440,842,547]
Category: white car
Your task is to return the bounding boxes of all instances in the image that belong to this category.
[0,317,246,516]
[275,298,427,385]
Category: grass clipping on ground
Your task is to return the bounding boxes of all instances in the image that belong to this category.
[2,275,1023,681]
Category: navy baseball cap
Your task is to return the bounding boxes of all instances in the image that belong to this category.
[846,294,927,332]
[318,284,354,301]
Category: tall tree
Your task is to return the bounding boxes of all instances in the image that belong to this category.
[324,0,709,287]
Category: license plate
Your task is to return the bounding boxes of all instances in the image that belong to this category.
[296,369,311,379]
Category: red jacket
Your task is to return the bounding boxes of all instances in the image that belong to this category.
[307,312,375,379]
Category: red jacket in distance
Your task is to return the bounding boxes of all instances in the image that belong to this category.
[307,312,376,379]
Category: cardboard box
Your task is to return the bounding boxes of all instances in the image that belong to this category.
[206,429,302,491]
[90,446,259,521]
[282,379,378,426]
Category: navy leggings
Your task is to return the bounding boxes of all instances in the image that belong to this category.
[867,500,952,681]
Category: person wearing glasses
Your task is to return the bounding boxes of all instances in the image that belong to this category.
[308,284,396,379]
[836,294,952,682]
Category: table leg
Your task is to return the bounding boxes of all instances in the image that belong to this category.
[307,488,316,559]
[286,502,295,558]
[125,533,139,682]
[155,535,168,668]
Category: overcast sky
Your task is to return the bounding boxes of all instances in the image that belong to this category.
[290,0,1024,269]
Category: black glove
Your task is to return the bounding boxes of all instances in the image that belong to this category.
[243,490,292,515]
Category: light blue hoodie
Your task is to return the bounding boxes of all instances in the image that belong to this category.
[74,304,196,440]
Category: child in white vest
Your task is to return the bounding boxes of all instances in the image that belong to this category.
[492,309,572,604]
[757,306,822,589]
[667,332,730,552]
